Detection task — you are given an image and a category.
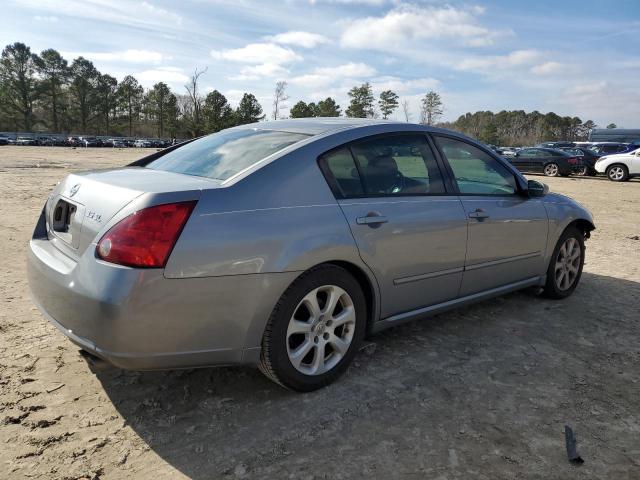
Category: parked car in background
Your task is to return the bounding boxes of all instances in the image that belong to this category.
[506,147,583,176]
[0,135,8,145]
[133,139,151,148]
[36,136,63,146]
[78,136,99,147]
[594,148,640,181]
[498,147,518,157]
[104,138,127,148]
[16,136,37,146]
[589,143,631,155]
[27,119,595,391]
[557,147,601,176]
[536,141,576,149]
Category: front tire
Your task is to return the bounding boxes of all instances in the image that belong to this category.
[544,163,560,177]
[542,226,585,299]
[259,265,366,391]
[606,164,629,182]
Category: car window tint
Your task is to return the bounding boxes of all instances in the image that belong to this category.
[520,149,537,157]
[435,136,517,195]
[146,129,310,180]
[349,135,444,196]
[321,148,364,197]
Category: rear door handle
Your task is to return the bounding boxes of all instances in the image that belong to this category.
[356,214,388,225]
[468,208,490,219]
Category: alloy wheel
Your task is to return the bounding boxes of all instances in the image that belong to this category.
[608,166,625,181]
[554,237,581,291]
[286,285,356,375]
[544,163,559,176]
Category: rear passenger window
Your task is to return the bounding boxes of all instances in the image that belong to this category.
[320,148,364,197]
[351,135,444,196]
[320,135,445,198]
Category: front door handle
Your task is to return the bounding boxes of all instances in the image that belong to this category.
[356,214,388,226]
[468,208,490,219]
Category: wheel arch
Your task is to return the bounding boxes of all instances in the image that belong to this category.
[568,218,596,240]
[322,260,380,335]
[242,259,381,362]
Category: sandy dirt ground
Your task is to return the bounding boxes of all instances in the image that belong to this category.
[1,146,639,479]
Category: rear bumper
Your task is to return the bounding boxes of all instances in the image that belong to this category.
[27,237,298,370]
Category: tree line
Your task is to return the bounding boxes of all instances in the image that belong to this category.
[0,43,266,138]
[1,41,602,146]
[439,111,599,146]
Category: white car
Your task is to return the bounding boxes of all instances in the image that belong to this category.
[594,148,640,181]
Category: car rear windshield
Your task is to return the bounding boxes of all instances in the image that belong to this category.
[146,129,311,180]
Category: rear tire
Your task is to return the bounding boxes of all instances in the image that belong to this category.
[544,163,561,177]
[542,226,585,299]
[576,165,588,176]
[259,265,366,391]
[606,164,629,182]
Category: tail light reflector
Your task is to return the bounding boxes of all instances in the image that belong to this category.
[567,157,578,165]
[97,201,196,268]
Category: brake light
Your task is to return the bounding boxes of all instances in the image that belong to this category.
[567,157,578,165]
[97,201,196,268]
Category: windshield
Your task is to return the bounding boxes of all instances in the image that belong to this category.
[146,129,311,180]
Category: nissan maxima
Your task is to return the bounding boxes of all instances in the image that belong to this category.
[28,119,595,391]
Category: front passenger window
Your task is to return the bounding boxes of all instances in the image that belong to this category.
[435,136,517,195]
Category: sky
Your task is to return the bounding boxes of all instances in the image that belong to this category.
[3,0,640,126]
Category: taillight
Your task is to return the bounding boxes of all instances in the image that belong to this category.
[567,157,578,164]
[96,201,196,268]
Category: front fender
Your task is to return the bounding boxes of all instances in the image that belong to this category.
[542,193,595,266]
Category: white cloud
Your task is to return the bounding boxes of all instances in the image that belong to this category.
[135,67,189,86]
[340,4,507,50]
[211,43,301,65]
[456,50,543,72]
[308,0,390,4]
[34,15,58,22]
[268,31,329,48]
[554,80,640,126]
[530,61,570,76]
[370,76,440,93]
[62,49,166,65]
[290,62,376,88]
[15,0,182,30]
[228,62,289,81]
[224,89,245,106]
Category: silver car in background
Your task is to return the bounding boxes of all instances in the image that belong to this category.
[28,119,595,391]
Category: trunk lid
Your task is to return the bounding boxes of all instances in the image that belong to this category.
[46,167,218,260]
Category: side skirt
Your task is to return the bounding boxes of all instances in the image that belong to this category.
[371,276,545,334]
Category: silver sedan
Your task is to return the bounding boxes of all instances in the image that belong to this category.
[27,119,595,391]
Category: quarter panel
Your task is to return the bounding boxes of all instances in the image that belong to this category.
[164,204,364,278]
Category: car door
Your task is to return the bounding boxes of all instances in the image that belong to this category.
[433,135,549,296]
[629,149,640,174]
[530,149,550,173]
[319,134,468,319]
[509,149,530,172]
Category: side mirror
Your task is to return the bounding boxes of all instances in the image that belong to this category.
[527,179,549,198]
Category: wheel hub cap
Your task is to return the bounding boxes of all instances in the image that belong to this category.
[286,285,356,376]
[554,237,581,291]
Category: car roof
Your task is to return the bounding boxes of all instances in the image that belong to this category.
[232,117,415,136]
